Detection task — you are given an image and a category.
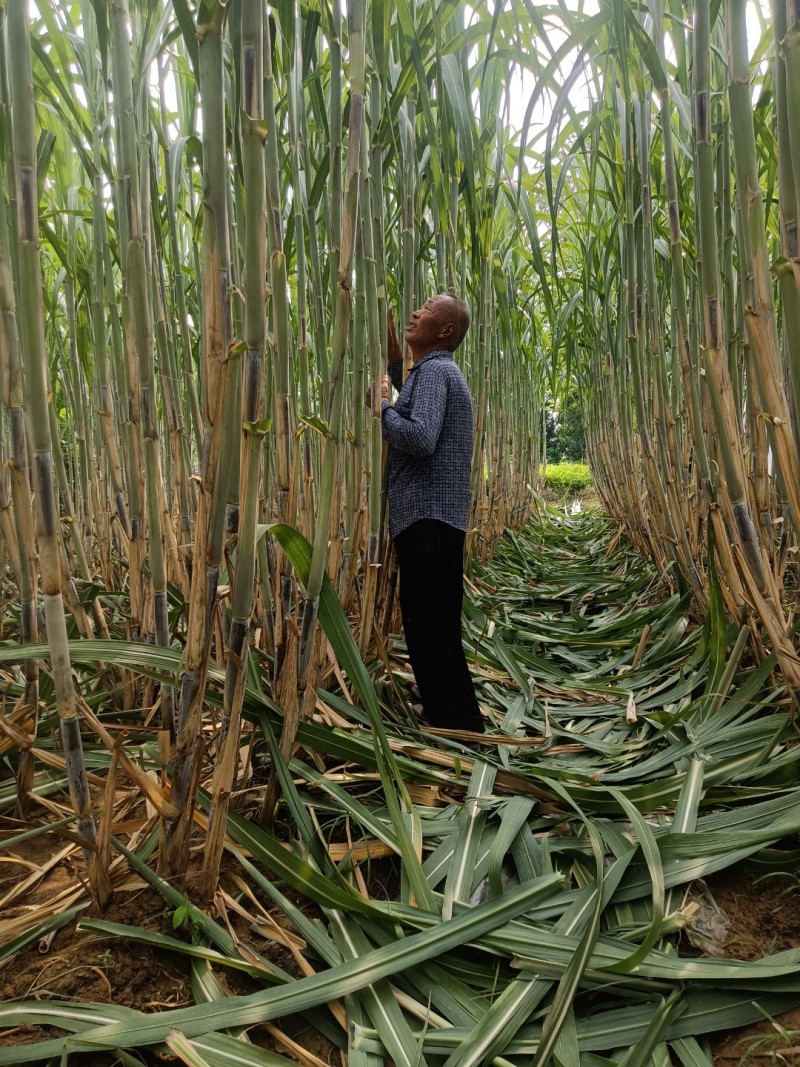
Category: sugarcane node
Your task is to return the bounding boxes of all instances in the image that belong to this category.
[242,114,268,144]
[57,827,99,852]
[243,418,272,437]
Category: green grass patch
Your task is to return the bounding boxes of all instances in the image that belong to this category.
[541,461,593,494]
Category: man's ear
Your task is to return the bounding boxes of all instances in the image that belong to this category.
[439,321,456,340]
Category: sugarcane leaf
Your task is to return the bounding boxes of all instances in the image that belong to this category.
[532,822,606,1067]
[77,920,277,979]
[329,912,423,1067]
[11,873,563,1055]
[263,521,435,911]
[617,989,685,1067]
[171,0,200,76]
[175,1033,300,1067]
[206,797,378,915]
[602,789,665,972]
[166,1030,215,1067]
[442,760,496,919]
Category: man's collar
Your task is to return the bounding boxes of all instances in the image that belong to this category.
[409,348,454,372]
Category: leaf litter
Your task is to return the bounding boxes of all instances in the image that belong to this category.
[2,511,800,1065]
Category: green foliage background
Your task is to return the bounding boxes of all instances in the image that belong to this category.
[541,461,593,495]
[545,392,587,464]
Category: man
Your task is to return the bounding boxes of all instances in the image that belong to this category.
[376,294,484,734]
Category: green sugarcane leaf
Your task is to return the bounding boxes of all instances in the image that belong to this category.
[77,920,278,979]
[203,795,377,915]
[532,823,606,1067]
[617,989,685,1067]
[330,912,423,1067]
[488,797,536,895]
[670,1036,714,1066]
[442,760,496,919]
[5,874,563,1057]
[166,1030,215,1067]
[603,788,665,972]
[264,521,435,911]
[176,1033,300,1067]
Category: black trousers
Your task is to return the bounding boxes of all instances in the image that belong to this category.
[393,519,483,732]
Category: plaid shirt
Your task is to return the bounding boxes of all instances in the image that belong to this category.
[381,349,474,538]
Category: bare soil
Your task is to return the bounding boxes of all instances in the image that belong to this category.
[0,811,342,1067]
[701,865,800,1065]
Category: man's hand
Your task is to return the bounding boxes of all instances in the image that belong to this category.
[365,375,390,408]
[387,308,403,364]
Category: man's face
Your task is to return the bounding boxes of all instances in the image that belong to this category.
[404,296,453,349]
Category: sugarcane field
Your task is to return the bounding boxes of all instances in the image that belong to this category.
[4,0,800,1063]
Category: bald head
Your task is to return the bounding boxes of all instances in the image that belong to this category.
[437,294,471,351]
[404,294,471,361]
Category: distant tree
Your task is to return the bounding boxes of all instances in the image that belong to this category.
[558,392,586,462]
[545,391,586,463]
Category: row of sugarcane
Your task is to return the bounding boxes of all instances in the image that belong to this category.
[0,0,546,896]
[542,0,800,700]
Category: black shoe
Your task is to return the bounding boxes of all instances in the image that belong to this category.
[410,703,486,737]
[410,702,432,726]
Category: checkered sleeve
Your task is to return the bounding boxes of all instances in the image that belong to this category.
[387,359,404,392]
[381,362,448,456]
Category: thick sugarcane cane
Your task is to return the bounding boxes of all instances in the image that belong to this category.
[298,0,366,684]
[7,0,100,888]
[0,9,37,812]
[165,0,235,877]
[200,0,268,898]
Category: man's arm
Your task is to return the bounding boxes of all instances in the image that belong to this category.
[387,359,403,392]
[381,364,448,456]
[387,308,404,391]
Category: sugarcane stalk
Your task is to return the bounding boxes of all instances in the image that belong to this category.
[654,0,712,499]
[200,0,268,899]
[773,0,800,432]
[298,0,365,683]
[152,241,191,600]
[159,54,202,459]
[64,272,91,557]
[165,0,234,877]
[638,87,702,594]
[470,259,490,510]
[286,3,315,517]
[782,0,800,226]
[693,0,771,600]
[102,232,138,585]
[328,0,343,315]
[0,9,37,812]
[722,0,800,695]
[360,80,385,654]
[110,0,172,729]
[400,94,416,377]
[7,0,99,884]
[727,0,800,531]
[342,205,366,601]
[90,125,130,542]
